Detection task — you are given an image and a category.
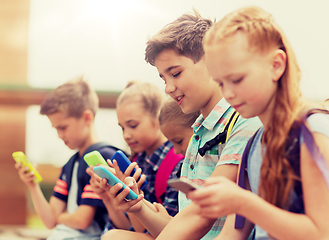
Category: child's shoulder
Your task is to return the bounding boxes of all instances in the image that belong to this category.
[306,112,329,137]
[233,115,262,134]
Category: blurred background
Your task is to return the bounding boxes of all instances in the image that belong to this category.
[1,0,328,230]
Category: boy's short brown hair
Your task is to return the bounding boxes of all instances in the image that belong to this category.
[40,77,99,118]
[145,10,213,66]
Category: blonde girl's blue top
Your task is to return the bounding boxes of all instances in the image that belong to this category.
[179,98,262,240]
[247,113,329,240]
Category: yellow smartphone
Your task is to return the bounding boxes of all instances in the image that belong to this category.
[12,151,43,182]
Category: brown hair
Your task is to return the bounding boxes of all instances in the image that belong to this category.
[145,9,213,66]
[159,98,200,128]
[204,6,302,209]
[117,80,165,119]
[40,77,99,118]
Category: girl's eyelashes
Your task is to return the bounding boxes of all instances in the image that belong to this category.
[175,139,183,145]
[232,77,243,84]
[119,123,138,131]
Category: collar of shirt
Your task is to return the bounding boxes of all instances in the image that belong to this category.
[192,98,231,132]
[136,141,172,171]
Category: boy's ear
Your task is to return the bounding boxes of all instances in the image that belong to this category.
[82,109,94,124]
[271,49,286,82]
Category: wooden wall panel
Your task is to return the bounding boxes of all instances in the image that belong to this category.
[0,105,27,224]
[0,0,30,225]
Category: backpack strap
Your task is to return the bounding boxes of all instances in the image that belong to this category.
[235,111,329,228]
[155,148,184,204]
[86,142,121,153]
[301,123,329,188]
[235,127,301,228]
[235,128,260,229]
[198,110,240,157]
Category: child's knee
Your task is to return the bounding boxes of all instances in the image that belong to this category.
[101,229,122,240]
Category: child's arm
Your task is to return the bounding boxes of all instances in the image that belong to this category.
[154,164,239,240]
[156,120,260,239]
[109,177,172,237]
[189,130,329,240]
[213,214,254,240]
[15,162,65,229]
[56,204,96,230]
[155,201,215,240]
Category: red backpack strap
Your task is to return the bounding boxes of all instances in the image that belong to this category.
[155,148,184,204]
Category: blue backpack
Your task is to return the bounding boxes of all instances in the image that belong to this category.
[235,123,303,228]
[235,115,329,228]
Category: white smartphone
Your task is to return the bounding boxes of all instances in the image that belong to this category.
[167,178,199,194]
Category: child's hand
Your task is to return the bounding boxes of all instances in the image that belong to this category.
[153,202,172,220]
[109,177,144,213]
[187,176,244,219]
[112,160,146,189]
[86,167,110,198]
[15,162,37,187]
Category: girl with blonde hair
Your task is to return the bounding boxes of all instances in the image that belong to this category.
[188,6,329,240]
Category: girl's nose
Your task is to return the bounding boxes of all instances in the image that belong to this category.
[222,85,236,100]
[123,130,131,140]
[174,146,184,156]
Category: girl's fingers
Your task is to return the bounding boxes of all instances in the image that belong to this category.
[124,176,140,193]
[99,178,110,189]
[109,183,143,209]
[187,186,215,200]
[124,162,138,178]
[132,167,142,180]
[107,159,113,167]
[137,174,146,189]
[112,160,124,180]
[109,183,125,200]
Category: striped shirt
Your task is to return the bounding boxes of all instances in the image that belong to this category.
[180,98,262,240]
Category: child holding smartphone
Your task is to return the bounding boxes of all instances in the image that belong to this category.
[88,81,184,235]
[15,78,126,240]
[103,10,261,240]
[188,6,329,240]
[159,98,200,157]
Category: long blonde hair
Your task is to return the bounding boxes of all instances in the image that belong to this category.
[204,6,303,208]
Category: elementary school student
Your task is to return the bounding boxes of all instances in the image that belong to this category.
[104,10,261,240]
[188,6,329,240]
[159,98,200,157]
[89,81,184,238]
[15,77,126,240]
